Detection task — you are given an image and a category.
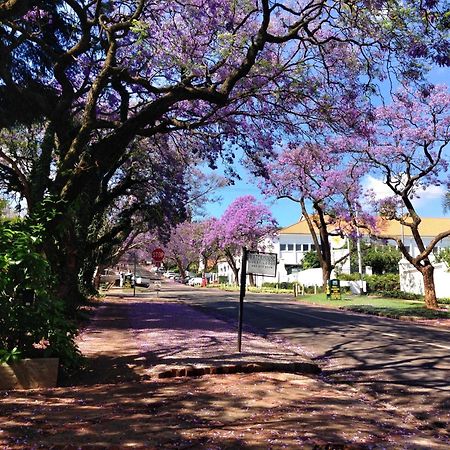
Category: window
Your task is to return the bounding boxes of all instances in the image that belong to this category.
[280,244,287,251]
[295,244,302,251]
[302,244,309,252]
[287,244,294,251]
[311,244,316,251]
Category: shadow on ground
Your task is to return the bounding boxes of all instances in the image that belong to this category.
[0,372,434,449]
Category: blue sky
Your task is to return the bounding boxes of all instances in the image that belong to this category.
[203,67,450,228]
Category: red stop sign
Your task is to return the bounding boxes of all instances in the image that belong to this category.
[152,248,165,262]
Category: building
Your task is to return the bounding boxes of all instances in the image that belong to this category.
[217,217,350,286]
[217,216,450,289]
[375,217,450,257]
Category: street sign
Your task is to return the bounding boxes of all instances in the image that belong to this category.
[238,249,277,353]
[152,248,165,262]
[327,279,342,300]
[247,251,277,277]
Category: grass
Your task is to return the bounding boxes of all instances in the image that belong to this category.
[207,284,294,294]
[209,284,450,320]
[294,293,450,320]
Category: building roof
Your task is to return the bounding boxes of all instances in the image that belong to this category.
[280,217,450,238]
[281,220,316,234]
[377,217,450,238]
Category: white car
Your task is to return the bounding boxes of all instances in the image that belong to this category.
[188,277,203,286]
[164,272,177,278]
[131,273,150,287]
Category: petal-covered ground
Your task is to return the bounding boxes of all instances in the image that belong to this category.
[0,293,448,449]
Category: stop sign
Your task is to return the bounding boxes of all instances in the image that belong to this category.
[152,248,165,262]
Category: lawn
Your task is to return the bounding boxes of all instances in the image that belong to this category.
[295,293,450,320]
[209,284,450,320]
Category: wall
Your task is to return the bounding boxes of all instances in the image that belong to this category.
[399,260,450,298]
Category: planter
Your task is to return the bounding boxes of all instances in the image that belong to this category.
[0,358,59,390]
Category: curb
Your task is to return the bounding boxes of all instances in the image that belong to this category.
[154,361,321,379]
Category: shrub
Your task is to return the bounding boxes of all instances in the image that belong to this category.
[364,274,400,292]
[262,282,296,290]
[378,290,422,300]
[0,213,82,375]
[338,273,400,293]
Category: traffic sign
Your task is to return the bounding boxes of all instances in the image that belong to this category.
[152,248,165,262]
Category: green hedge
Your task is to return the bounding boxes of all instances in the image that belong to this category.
[262,282,296,290]
[339,273,400,293]
[262,282,325,293]
[378,290,422,300]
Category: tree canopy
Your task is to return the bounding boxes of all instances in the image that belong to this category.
[1,0,449,305]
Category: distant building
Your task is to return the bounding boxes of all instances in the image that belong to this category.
[216,216,450,287]
[375,217,450,257]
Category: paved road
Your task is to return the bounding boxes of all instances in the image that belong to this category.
[161,282,450,440]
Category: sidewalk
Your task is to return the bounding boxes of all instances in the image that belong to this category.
[0,290,448,448]
[76,293,319,383]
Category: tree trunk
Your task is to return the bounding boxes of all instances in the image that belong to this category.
[42,197,95,312]
[249,273,256,287]
[225,249,240,285]
[421,264,439,309]
[176,258,186,280]
[201,255,208,280]
[55,251,84,312]
[321,261,332,288]
[231,266,239,285]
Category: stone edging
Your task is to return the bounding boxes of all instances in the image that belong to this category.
[154,361,321,379]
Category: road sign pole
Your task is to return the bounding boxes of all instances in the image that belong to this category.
[238,246,248,353]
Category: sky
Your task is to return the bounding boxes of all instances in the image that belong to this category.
[202,67,450,228]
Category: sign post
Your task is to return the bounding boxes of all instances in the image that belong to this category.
[237,247,248,353]
[237,249,277,352]
[154,281,161,298]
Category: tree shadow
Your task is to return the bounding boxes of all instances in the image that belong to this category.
[0,372,438,448]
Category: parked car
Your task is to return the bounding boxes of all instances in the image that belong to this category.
[133,273,150,287]
[100,269,120,285]
[188,277,203,286]
[163,272,177,279]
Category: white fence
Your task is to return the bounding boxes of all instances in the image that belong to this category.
[399,260,450,298]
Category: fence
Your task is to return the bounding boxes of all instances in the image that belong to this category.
[399,260,450,298]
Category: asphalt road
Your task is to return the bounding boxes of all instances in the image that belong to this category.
[161,282,450,439]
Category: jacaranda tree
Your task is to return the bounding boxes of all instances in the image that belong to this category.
[204,195,278,284]
[263,142,365,286]
[1,1,449,308]
[335,84,450,308]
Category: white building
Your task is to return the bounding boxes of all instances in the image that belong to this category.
[217,216,450,292]
[217,217,350,286]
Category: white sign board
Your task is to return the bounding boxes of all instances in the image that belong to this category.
[247,251,277,277]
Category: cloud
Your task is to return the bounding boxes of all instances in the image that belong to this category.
[363,175,445,208]
[364,175,392,200]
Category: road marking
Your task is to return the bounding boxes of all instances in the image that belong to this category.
[250,302,450,351]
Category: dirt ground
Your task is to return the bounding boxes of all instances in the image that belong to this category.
[0,294,448,449]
